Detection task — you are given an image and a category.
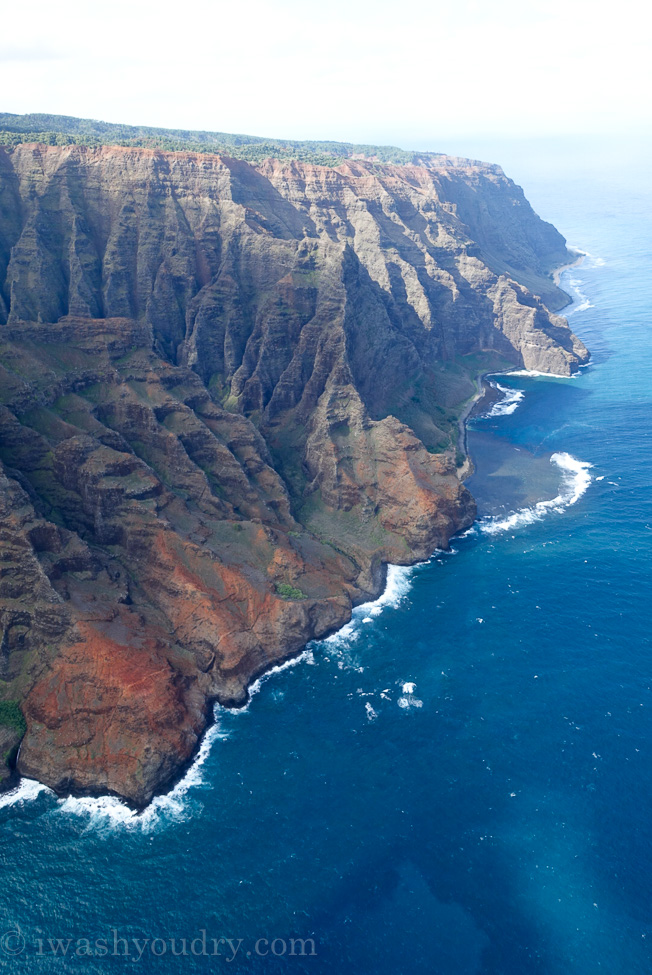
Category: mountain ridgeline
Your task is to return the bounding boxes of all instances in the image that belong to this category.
[0,134,588,805]
[0,111,458,166]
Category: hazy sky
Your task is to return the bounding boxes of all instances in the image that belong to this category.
[2,0,649,149]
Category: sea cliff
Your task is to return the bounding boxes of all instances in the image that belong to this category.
[0,143,588,804]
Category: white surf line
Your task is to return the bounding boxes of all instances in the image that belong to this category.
[0,777,53,810]
[558,245,606,316]
[0,710,229,828]
[479,452,592,535]
[563,270,594,317]
[55,715,230,829]
[506,368,587,379]
[552,247,587,287]
[476,352,587,422]
[228,648,316,712]
[3,566,419,827]
[476,381,525,419]
[314,564,417,655]
[350,564,415,619]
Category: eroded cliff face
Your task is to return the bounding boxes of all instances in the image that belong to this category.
[0,145,587,804]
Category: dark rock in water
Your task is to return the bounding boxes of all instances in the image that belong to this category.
[0,143,588,805]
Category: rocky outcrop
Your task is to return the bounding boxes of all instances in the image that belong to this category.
[0,144,587,805]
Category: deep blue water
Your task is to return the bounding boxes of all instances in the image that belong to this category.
[1,145,651,974]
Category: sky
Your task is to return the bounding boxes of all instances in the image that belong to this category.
[1,0,649,152]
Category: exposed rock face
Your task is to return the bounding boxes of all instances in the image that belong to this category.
[0,144,587,804]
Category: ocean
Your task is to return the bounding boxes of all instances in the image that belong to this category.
[1,140,651,974]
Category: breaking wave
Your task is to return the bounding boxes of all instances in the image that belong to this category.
[481,383,525,418]
[354,564,415,619]
[0,777,52,810]
[53,715,230,830]
[240,648,315,705]
[320,564,415,658]
[508,369,582,379]
[565,274,594,316]
[479,452,592,535]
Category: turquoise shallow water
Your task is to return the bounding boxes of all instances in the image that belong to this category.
[1,146,651,974]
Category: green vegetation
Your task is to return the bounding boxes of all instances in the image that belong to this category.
[297,492,399,555]
[275,582,307,600]
[0,701,26,738]
[0,112,444,168]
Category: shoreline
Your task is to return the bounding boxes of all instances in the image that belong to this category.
[456,373,489,480]
[0,362,561,815]
[0,353,573,817]
[0,563,414,818]
[456,370,511,481]
[552,249,586,302]
[2,255,590,816]
[1,555,416,814]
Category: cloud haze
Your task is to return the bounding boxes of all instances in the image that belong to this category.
[1,0,647,147]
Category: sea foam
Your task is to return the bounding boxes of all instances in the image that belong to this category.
[397,680,423,709]
[507,369,582,380]
[0,777,52,810]
[481,383,525,418]
[55,715,229,830]
[565,275,594,316]
[479,452,592,535]
[28,567,416,826]
[353,564,414,618]
[238,648,315,706]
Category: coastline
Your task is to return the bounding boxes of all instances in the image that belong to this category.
[0,353,578,818]
[1,254,588,816]
[456,371,509,481]
[456,376,486,480]
[552,248,586,296]
[0,361,562,815]
[0,564,414,819]
[456,250,590,483]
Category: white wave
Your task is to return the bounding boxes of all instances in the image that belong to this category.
[56,714,229,830]
[354,564,414,618]
[566,298,593,316]
[397,680,423,709]
[479,452,592,535]
[508,369,580,380]
[558,264,597,317]
[481,383,525,418]
[324,564,416,645]
[320,564,417,664]
[56,793,139,826]
[365,702,378,721]
[398,695,423,709]
[568,247,605,268]
[2,566,419,827]
[0,778,52,810]
[323,619,358,643]
[239,648,312,704]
